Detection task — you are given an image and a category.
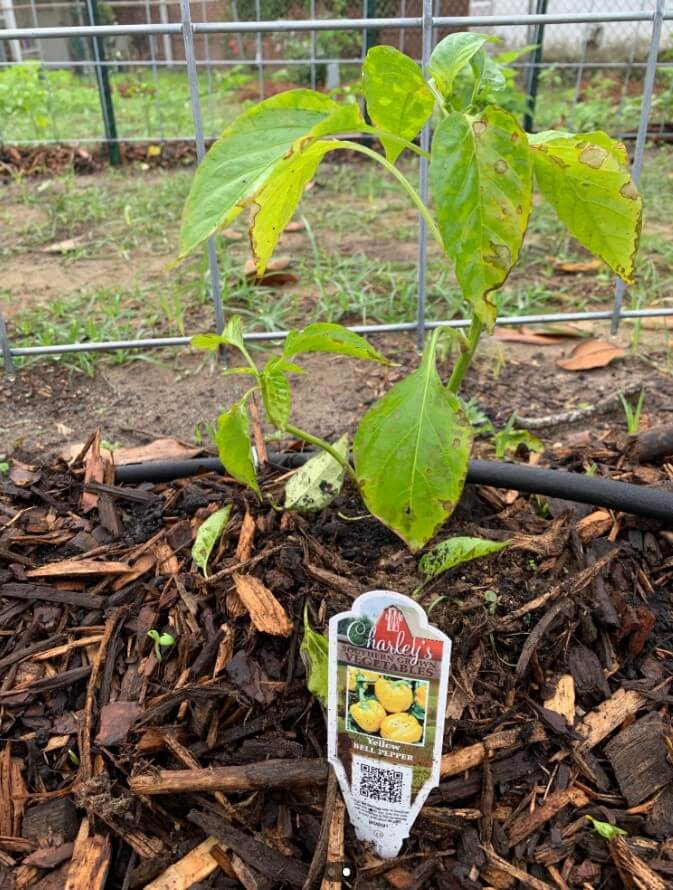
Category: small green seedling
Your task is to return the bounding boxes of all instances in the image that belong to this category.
[147,629,176,662]
[483,589,499,615]
[618,388,645,435]
[586,815,628,840]
[0,462,8,476]
[180,31,642,553]
[493,414,544,461]
[300,605,329,705]
[67,749,80,767]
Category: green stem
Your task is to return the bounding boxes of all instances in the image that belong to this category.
[335,140,445,253]
[285,423,357,482]
[362,127,431,159]
[447,315,483,394]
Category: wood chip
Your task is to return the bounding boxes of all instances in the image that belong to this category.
[232,574,292,636]
[609,836,668,890]
[63,819,110,890]
[507,786,589,847]
[25,559,132,578]
[144,837,220,890]
[543,675,575,725]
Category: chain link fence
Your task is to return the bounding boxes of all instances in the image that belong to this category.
[1,2,673,372]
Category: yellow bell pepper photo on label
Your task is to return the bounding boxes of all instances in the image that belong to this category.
[327,590,451,860]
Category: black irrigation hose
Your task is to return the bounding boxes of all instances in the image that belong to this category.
[115,454,673,524]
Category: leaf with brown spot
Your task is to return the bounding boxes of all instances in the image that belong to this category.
[232,574,292,636]
[557,339,626,371]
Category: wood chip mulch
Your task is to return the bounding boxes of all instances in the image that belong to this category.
[1,428,673,890]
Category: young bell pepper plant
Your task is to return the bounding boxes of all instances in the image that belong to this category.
[179,32,642,552]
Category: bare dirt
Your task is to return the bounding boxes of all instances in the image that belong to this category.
[2,331,672,461]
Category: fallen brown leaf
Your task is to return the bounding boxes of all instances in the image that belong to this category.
[95,701,142,746]
[552,257,603,274]
[114,438,203,465]
[243,255,298,286]
[41,235,89,254]
[558,339,626,371]
[8,460,40,487]
[494,327,569,346]
[232,574,292,636]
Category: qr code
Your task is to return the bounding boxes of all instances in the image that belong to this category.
[357,762,404,803]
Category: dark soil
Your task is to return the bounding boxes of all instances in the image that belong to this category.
[1,356,673,888]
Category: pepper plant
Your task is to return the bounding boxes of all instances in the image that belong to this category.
[179,32,642,552]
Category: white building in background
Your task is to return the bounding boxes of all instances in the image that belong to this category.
[470,0,673,56]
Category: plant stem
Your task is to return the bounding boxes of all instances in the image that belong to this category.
[285,423,357,482]
[447,315,483,393]
[335,140,445,253]
[363,127,431,159]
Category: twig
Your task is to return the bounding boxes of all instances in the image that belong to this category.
[303,768,338,890]
[204,544,285,587]
[515,381,642,429]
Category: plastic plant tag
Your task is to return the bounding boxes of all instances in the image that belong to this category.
[327,590,451,858]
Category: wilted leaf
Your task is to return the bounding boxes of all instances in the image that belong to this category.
[191,505,232,577]
[430,106,533,328]
[586,815,628,840]
[419,536,509,582]
[557,339,626,371]
[300,605,328,705]
[233,574,293,636]
[283,322,392,364]
[362,45,435,162]
[353,330,473,551]
[284,434,349,512]
[213,401,260,496]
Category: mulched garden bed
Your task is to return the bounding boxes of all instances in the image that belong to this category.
[1,428,673,890]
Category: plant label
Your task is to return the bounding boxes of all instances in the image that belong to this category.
[327,590,451,858]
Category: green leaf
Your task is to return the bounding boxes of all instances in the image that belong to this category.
[250,141,337,275]
[353,330,473,551]
[191,505,232,576]
[284,433,349,512]
[419,536,509,581]
[362,45,435,162]
[179,90,343,258]
[0,462,8,476]
[260,359,292,430]
[191,316,248,355]
[585,816,628,840]
[493,426,544,460]
[300,605,329,705]
[213,402,260,496]
[283,323,392,364]
[157,632,176,647]
[430,106,533,328]
[429,32,494,98]
[529,131,642,284]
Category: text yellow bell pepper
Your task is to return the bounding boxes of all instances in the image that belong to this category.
[375,678,413,713]
[349,699,386,733]
[414,684,427,710]
[380,712,423,743]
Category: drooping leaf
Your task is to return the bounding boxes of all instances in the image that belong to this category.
[179,90,349,258]
[250,141,337,275]
[362,45,435,162]
[260,358,292,429]
[192,505,232,576]
[419,536,509,582]
[353,330,473,551]
[585,815,628,840]
[429,32,494,99]
[283,323,392,364]
[191,315,248,355]
[300,605,329,705]
[284,434,349,512]
[430,106,533,328]
[529,131,641,283]
[213,401,260,496]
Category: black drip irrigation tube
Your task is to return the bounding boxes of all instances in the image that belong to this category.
[114,454,673,524]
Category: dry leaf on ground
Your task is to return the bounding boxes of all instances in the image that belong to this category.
[558,339,626,371]
[552,258,603,274]
[494,327,570,346]
[243,256,298,286]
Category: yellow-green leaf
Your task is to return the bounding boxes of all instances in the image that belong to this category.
[353,329,473,551]
[192,505,232,576]
[430,106,533,328]
[213,401,260,496]
[429,32,493,98]
[362,45,435,162]
[300,605,328,705]
[420,536,509,581]
[283,323,392,364]
[529,131,642,284]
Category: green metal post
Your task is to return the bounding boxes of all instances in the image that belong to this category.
[86,0,120,165]
[523,0,548,133]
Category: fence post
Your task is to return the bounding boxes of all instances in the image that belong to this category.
[0,306,14,377]
[415,0,433,350]
[180,0,225,336]
[523,0,548,133]
[611,0,664,335]
[85,0,121,165]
